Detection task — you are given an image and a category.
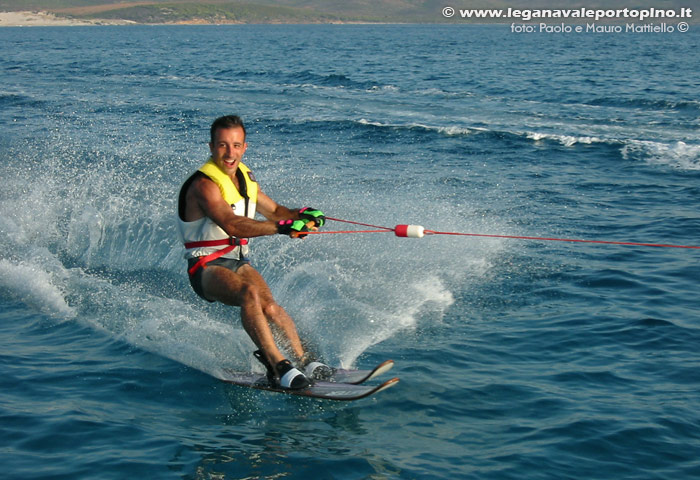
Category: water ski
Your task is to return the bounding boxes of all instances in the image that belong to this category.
[219,360,398,401]
[328,359,394,384]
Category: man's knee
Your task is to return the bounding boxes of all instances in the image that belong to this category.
[241,282,262,304]
[262,301,281,319]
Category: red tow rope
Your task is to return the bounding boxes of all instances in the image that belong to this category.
[305,216,700,250]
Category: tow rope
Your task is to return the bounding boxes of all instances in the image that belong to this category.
[302,216,699,250]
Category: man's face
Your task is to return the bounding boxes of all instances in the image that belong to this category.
[209,126,247,175]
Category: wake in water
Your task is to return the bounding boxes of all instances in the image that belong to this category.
[0,128,509,377]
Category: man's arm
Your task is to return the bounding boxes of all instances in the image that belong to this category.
[256,189,301,222]
[191,177,279,238]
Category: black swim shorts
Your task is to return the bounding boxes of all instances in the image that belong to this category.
[187,256,250,302]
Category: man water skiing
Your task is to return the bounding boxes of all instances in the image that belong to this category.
[177,115,329,390]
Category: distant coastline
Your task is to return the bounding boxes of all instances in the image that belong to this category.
[0,11,133,26]
[0,11,389,26]
[0,10,406,26]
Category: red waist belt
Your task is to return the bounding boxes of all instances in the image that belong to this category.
[185,237,248,276]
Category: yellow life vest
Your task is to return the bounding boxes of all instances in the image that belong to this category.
[198,159,258,217]
[177,159,259,268]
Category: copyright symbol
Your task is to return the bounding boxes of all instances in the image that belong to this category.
[677,22,689,32]
[442,6,455,18]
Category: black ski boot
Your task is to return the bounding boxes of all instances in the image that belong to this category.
[275,359,311,390]
[299,352,336,381]
[253,350,276,385]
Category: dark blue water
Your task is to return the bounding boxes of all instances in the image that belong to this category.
[1,24,699,479]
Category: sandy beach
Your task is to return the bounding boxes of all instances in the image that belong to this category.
[0,11,130,26]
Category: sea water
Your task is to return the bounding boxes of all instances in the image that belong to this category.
[1,24,699,479]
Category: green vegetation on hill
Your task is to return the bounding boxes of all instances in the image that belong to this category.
[74,3,343,24]
[0,0,438,23]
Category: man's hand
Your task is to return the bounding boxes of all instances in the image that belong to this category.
[277,219,311,238]
[299,207,325,228]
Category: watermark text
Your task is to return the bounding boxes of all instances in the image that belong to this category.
[442,6,693,22]
[510,22,689,33]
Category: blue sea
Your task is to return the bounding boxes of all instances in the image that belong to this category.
[1,23,699,479]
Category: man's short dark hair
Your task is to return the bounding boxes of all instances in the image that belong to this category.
[210,115,246,144]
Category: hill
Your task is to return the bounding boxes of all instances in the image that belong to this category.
[0,0,694,24]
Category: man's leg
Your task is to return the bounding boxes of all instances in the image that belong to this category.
[236,264,306,361]
[199,264,305,369]
[236,266,334,380]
